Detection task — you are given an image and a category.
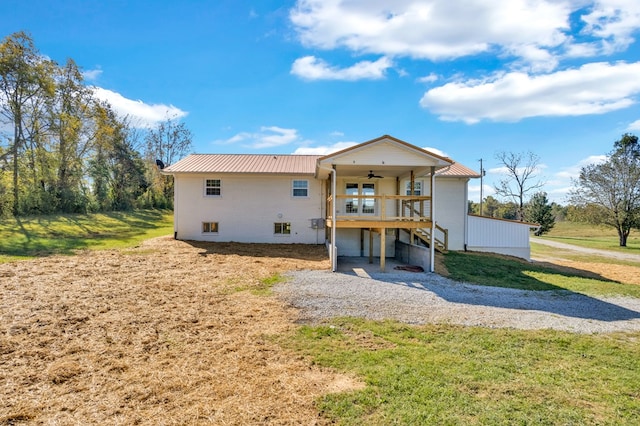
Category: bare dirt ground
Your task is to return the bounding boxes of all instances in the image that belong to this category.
[0,237,362,425]
[2,237,639,425]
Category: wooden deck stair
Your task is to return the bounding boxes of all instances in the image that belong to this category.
[404,224,448,253]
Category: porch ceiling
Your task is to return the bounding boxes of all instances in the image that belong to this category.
[331,164,433,179]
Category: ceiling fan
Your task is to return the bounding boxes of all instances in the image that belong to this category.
[367,170,384,179]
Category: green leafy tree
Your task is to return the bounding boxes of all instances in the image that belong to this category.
[0,31,55,215]
[89,103,147,211]
[496,201,518,220]
[526,192,555,236]
[48,58,95,212]
[550,202,567,222]
[483,195,501,218]
[570,133,640,247]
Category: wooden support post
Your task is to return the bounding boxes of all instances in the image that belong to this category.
[410,170,415,216]
[395,177,400,240]
[369,228,373,264]
[380,229,386,272]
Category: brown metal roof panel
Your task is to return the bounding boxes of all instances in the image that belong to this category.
[436,162,481,178]
[164,154,320,174]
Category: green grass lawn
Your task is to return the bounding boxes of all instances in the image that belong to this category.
[538,221,640,253]
[283,221,638,424]
[289,319,640,425]
[443,250,640,297]
[0,209,174,262]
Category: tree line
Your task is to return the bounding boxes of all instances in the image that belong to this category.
[471,134,640,246]
[0,31,192,217]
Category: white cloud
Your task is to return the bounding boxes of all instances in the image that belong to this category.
[422,146,448,157]
[293,141,357,154]
[579,0,640,54]
[217,126,301,149]
[488,164,547,177]
[82,68,102,81]
[555,155,609,179]
[628,119,640,130]
[290,1,640,77]
[420,61,640,123]
[291,55,392,80]
[92,87,187,128]
[417,73,438,83]
[468,183,496,203]
[290,0,571,69]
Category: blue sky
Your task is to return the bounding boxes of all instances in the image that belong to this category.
[2,0,640,204]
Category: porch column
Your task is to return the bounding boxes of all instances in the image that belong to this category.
[331,167,337,272]
[430,166,436,273]
[380,229,386,272]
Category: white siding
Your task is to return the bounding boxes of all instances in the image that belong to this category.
[434,178,468,251]
[173,174,324,244]
[331,140,441,167]
[467,215,533,260]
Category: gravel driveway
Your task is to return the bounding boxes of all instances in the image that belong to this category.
[274,266,640,334]
[531,237,640,262]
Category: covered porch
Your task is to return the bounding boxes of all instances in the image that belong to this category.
[316,135,453,273]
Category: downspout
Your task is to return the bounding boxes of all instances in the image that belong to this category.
[331,167,337,272]
[464,178,469,251]
[430,166,436,273]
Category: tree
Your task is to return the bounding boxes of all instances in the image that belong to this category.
[48,58,95,212]
[569,133,640,247]
[0,31,55,215]
[494,151,545,221]
[143,118,192,207]
[483,195,501,218]
[526,192,555,236]
[88,103,147,211]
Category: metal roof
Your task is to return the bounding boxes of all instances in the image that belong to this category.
[163,154,321,175]
[436,162,482,178]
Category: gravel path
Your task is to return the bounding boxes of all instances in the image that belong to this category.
[531,237,640,262]
[274,269,640,334]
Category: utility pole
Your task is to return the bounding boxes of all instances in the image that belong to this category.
[479,159,486,216]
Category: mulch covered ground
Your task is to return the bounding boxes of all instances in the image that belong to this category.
[0,237,361,425]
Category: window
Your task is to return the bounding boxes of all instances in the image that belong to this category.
[345,182,376,215]
[361,183,375,214]
[405,181,422,196]
[292,180,308,197]
[345,183,359,213]
[205,179,221,196]
[274,222,291,235]
[202,222,219,233]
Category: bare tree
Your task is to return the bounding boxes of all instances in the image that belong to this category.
[494,151,545,221]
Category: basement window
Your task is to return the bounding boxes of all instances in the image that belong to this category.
[202,222,219,233]
[274,222,291,235]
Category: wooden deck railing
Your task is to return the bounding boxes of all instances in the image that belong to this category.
[327,194,432,222]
